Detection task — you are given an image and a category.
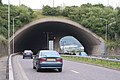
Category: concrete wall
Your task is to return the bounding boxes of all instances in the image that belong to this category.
[0,43,7,57]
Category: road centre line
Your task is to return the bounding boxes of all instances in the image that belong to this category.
[71,70,79,74]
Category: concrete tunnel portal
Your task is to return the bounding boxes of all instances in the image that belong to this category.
[10,17,105,55]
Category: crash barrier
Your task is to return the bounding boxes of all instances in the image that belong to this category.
[9,54,15,80]
[8,53,19,80]
[8,53,29,80]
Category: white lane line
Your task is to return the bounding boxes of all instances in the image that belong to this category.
[71,70,79,74]
[17,56,29,80]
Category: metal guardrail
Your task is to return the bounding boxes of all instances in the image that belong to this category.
[8,53,19,80]
[9,54,14,80]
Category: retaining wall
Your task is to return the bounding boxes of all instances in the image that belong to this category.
[0,43,7,57]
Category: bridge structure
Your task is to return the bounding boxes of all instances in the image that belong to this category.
[10,17,105,55]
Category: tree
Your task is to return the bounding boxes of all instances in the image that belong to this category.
[42,5,61,16]
[62,4,116,40]
[42,5,52,15]
[0,4,8,38]
[81,3,92,8]
[9,4,35,31]
[115,8,120,39]
[0,4,35,38]
[93,4,105,8]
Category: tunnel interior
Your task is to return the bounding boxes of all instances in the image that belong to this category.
[11,18,102,55]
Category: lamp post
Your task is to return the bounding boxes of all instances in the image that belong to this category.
[107,0,109,6]
[100,18,108,42]
[19,0,21,6]
[12,16,19,54]
[108,21,116,37]
[53,0,54,7]
[100,18,108,56]
[8,0,10,55]
[12,18,14,54]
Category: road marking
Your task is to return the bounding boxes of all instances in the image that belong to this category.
[17,56,29,80]
[71,70,79,74]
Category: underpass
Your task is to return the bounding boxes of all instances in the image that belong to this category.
[10,17,105,55]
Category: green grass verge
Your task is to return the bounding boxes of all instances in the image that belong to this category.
[62,56,120,70]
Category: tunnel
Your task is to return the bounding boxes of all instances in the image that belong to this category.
[10,17,105,55]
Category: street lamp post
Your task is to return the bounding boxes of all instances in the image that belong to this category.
[8,0,10,55]
[100,18,108,42]
[107,0,109,6]
[19,0,21,6]
[12,16,19,54]
[53,0,54,7]
[100,18,116,56]
[105,20,108,42]
[100,18,108,56]
[12,18,14,54]
[108,21,116,40]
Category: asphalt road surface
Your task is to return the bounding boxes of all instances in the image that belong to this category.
[12,55,120,80]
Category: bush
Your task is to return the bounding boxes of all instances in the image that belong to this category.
[0,35,7,45]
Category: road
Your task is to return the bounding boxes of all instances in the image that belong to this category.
[12,55,120,80]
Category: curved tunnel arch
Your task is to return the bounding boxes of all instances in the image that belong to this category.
[10,17,105,55]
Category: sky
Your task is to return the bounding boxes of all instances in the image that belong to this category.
[2,0,120,9]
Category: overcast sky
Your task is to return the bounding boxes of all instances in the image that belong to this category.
[2,0,120,9]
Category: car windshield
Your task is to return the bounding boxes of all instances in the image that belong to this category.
[41,51,60,57]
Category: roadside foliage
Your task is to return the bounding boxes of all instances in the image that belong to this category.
[0,2,120,54]
[42,4,120,54]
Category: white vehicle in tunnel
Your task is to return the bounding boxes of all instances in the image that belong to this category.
[23,50,33,59]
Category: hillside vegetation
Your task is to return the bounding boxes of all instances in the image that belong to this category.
[0,2,120,54]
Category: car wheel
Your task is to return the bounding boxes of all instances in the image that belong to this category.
[33,66,36,69]
[31,57,33,59]
[58,68,62,72]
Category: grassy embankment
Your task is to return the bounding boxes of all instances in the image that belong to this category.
[32,9,68,21]
[0,35,7,45]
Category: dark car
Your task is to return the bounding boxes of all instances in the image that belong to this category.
[33,50,63,72]
[23,50,33,59]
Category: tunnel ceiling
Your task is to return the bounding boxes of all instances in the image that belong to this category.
[10,17,104,55]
